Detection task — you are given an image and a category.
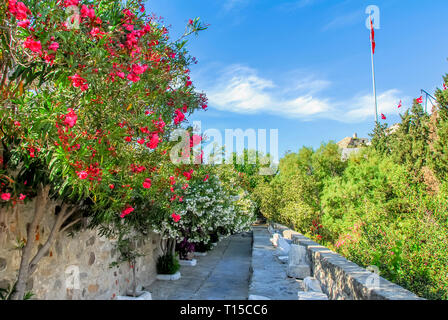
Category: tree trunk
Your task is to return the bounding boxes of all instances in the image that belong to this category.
[132,259,137,297]
[12,185,50,300]
[168,238,176,256]
[12,189,77,300]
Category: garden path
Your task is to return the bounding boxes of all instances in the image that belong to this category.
[146,232,252,300]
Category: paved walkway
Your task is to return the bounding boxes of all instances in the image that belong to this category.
[249,226,303,299]
[146,232,252,300]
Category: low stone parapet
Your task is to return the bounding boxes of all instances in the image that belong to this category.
[270,222,423,300]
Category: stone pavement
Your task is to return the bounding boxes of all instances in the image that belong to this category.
[249,226,303,300]
[146,232,252,300]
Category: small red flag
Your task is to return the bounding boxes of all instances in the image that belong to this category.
[416,96,423,104]
[381,113,386,120]
[398,100,402,108]
[370,17,376,54]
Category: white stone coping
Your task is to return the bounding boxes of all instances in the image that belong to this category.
[276,256,288,264]
[248,295,271,300]
[297,291,328,300]
[116,291,152,300]
[156,271,181,281]
[194,252,208,257]
[303,277,323,293]
[179,259,197,266]
[270,222,424,300]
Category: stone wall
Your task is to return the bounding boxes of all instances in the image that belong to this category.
[0,200,162,300]
[271,222,423,300]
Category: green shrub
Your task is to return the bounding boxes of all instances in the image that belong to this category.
[156,254,180,275]
[195,241,213,253]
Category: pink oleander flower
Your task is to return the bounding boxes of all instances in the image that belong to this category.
[148,133,159,149]
[77,171,88,179]
[1,193,11,201]
[17,19,30,28]
[81,5,95,19]
[64,108,78,128]
[190,135,202,147]
[142,178,152,189]
[90,27,105,39]
[183,169,193,181]
[120,206,134,218]
[171,213,181,223]
[131,64,148,75]
[68,74,88,91]
[127,73,140,82]
[48,41,59,52]
[24,37,41,53]
[63,0,80,7]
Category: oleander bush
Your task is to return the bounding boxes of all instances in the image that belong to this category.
[0,0,208,299]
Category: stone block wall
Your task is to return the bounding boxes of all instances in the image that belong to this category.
[271,223,423,300]
[0,200,161,300]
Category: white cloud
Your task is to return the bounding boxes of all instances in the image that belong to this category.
[321,10,363,31]
[199,64,406,123]
[205,65,331,118]
[342,89,406,122]
[223,0,248,11]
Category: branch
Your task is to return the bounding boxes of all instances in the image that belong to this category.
[28,204,77,275]
[60,218,81,233]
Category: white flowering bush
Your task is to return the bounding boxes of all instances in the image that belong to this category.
[151,172,255,245]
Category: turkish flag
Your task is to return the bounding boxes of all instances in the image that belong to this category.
[370,18,376,54]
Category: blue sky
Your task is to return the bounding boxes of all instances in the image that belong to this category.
[148,0,448,156]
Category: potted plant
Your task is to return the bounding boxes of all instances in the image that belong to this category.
[156,238,181,280]
[194,240,213,256]
[176,237,197,266]
[209,232,219,247]
[111,234,152,300]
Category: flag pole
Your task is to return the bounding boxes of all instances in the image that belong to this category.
[370,16,378,123]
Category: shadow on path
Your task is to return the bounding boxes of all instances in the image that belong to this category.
[146,232,252,300]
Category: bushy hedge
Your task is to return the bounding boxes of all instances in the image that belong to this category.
[253,74,448,299]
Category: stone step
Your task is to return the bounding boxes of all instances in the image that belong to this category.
[303,277,323,293]
[297,291,329,300]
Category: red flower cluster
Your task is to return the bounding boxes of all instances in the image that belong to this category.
[120,206,135,218]
[24,37,42,54]
[68,74,88,91]
[148,133,159,149]
[77,171,88,179]
[1,193,11,201]
[183,169,193,181]
[190,135,202,148]
[142,178,152,189]
[171,212,181,223]
[64,108,78,128]
[8,0,31,21]
[81,4,96,19]
[130,164,146,174]
[174,109,185,125]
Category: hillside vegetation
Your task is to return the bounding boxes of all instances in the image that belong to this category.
[249,74,448,299]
